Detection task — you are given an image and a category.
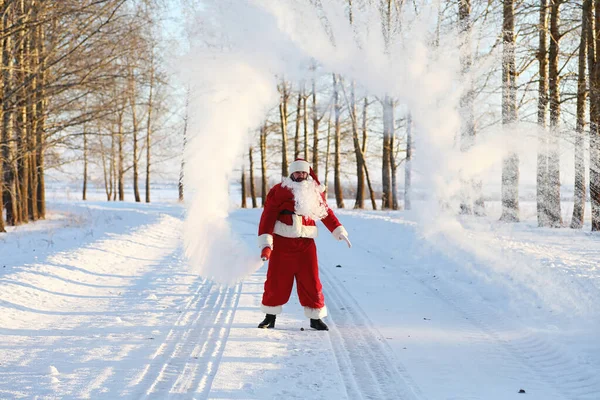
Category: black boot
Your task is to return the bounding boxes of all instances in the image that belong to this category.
[310,318,329,331]
[258,314,276,329]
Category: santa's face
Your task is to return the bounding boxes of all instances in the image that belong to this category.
[291,171,308,182]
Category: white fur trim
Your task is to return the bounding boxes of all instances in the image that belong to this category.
[289,160,310,174]
[258,233,273,249]
[261,304,283,315]
[304,306,327,319]
[332,225,348,241]
[273,215,318,239]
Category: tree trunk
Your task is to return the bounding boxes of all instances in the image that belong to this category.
[311,77,320,177]
[382,96,393,210]
[241,165,247,208]
[112,130,117,201]
[110,127,115,201]
[459,0,477,215]
[117,109,124,201]
[363,98,377,210]
[352,83,365,209]
[0,0,4,233]
[547,0,562,227]
[500,0,520,222]
[35,20,46,219]
[303,91,309,160]
[537,0,550,226]
[249,146,257,208]
[294,91,302,160]
[145,57,155,204]
[16,0,29,222]
[572,2,588,229]
[260,122,268,206]
[27,11,38,221]
[99,133,111,201]
[590,0,600,231]
[405,111,413,211]
[333,74,344,209]
[0,144,4,229]
[279,81,289,177]
[129,69,141,203]
[2,7,19,225]
[179,90,189,203]
[325,117,331,198]
[390,102,398,210]
[82,126,88,200]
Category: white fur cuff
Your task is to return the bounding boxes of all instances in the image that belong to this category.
[261,304,283,315]
[258,233,273,249]
[332,226,348,241]
[304,306,327,319]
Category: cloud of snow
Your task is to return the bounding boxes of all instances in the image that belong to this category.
[178,0,492,284]
[179,0,591,315]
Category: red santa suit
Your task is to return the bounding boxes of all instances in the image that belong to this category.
[257,163,348,319]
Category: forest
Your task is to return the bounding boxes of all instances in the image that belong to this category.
[1,0,599,232]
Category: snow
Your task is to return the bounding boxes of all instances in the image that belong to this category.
[1,193,599,399]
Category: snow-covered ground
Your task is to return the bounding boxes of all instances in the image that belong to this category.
[1,194,599,399]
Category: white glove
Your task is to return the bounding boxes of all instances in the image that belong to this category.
[332,226,351,248]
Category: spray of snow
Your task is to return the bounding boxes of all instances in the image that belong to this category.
[178,0,591,315]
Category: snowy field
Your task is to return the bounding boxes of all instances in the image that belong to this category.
[1,191,599,399]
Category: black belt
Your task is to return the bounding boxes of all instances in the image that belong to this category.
[280,210,295,215]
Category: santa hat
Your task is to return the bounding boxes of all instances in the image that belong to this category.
[289,158,321,185]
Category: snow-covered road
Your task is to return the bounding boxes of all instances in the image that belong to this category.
[1,200,599,399]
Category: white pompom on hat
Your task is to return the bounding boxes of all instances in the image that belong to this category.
[289,159,310,174]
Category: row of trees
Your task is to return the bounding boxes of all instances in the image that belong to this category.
[237,0,600,231]
[0,0,176,233]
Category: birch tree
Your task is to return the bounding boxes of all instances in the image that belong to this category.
[500,0,520,222]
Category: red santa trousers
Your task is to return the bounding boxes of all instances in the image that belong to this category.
[261,235,325,317]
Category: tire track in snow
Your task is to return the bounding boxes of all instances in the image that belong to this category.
[320,266,424,400]
[131,281,241,399]
[171,283,240,399]
[361,239,600,400]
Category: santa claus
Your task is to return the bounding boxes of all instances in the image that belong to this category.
[257,158,350,331]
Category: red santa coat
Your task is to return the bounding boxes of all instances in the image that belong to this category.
[257,178,345,319]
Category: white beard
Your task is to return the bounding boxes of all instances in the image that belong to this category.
[282,177,328,221]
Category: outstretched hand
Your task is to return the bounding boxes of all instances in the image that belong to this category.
[339,234,352,248]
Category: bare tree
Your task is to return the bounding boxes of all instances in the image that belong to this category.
[2,2,19,225]
[294,90,302,159]
[311,75,320,177]
[546,0,563,227]
[341,79,376,210]
[241,164,247,208]
[145,53,155,204]
[500,0,520,222]
[589,0,600,231]
[128,66,141,202]
[405,111,412,211]
[382,96,393,209]
[537,0,550,226]
[260,122,268,206]
[279,80,290,177]
[333,73,344,208]
[248,146,257,208]
[82,122,88,200]
[459,0,476,215]
[571,2,588,229]
[179,90,189,203]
